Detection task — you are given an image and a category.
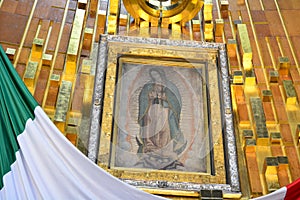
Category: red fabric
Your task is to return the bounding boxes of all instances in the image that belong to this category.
[285,178,300,200]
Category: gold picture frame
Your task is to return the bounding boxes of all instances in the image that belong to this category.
[88,35,241,198]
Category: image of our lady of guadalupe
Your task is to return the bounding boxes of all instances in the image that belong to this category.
[135,68,187,170]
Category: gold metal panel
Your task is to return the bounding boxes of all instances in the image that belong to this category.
[84,27,93,35]
[68,111,82,126]
[81,59,92,74]
[23,61,38,88]
[283,80,297,105]
[67,9,85,55]
[270,132,281,145]
[204,22,214,41]
[109,0,119,15]
[233,70,243,84]
[204,1,213,22]
[139,21,149,37]
[220,0,229,11]
[278,57,290,76]
[50,74,60,87]
[33,38,44,46]
[192,20,200,31]
[107,15,117,34]
[65,54,77,75]
[42,53,53,66]
[171,23,181,39]
[215,19,224,37]
[54,80,73,122]
[227,39,237,57]
[5,48,16,55]
[237,24,252,70]
[237,24,252,56]
[5,48,16,61]
[96,11,106,41]
[32,38,44,60]
[245,69,256,86]
[263,157,280,192]
[237,24,252,55]
[123,0,204,24]
[269,70,279,83]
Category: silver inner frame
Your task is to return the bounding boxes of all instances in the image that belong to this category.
[88,34,240,194]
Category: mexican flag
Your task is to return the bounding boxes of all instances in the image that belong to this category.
[0,45,165,200]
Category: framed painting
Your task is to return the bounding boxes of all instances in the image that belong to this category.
[112,55,210,174]
[88,35,241,198]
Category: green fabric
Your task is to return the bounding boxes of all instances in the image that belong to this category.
[0,45,38,189]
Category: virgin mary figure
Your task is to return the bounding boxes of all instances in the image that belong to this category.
[136,68,187,170]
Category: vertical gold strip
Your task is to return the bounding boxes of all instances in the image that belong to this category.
[245,0,270,90]
[126,14,131,35]
[229,12,242,70]
[265,37,276,69]
[35,21,42,38]
[33,24,53,94]
[276,37,284,57]
[90,1,102,53]
[198,11,204,42]
[189,21,193,40]
[171,23,182,40]
[245,0,264,68]
[43,24,53,54]
[228,12,236,40]
[215,0,225,42]
[139,21,150,37]
[259,0,265,11]
[107,0,120,35]
[214,0,221,18]
[13,0,39,67]
[42,0,71,107]
[274,0,299,67]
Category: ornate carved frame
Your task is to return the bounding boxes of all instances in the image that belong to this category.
[88,35,241,197]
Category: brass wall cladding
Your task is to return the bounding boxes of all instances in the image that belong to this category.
[2,0,300,198]
[122,0,203,25]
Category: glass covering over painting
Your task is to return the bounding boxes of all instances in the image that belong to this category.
[111,56,211,173]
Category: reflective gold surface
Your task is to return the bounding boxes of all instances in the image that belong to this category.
[123,0,203,24]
